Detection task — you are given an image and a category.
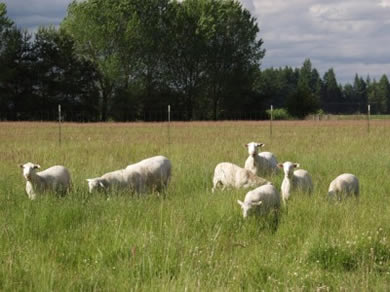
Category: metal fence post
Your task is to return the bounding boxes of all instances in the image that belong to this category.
[168,105,171,145]
[270,105,273,137]
[58,104,62,146]
[367,104,370,134]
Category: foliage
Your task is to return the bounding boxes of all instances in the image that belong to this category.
[287,81,320,119]
[32,27,101,119]
[266,108,291,120]
[0,1,390,120]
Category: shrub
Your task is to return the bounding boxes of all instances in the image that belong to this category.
[266,108,291,120]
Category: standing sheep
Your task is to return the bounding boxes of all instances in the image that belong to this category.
[125,155,171,193]
[244,142,279,176]
[212,162,271,192]
[237,184,280,218]
[278,161,313,204]
[328,173,359,200]
[87,155,171,194]
[19,162,71,200]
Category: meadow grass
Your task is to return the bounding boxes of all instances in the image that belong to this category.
[1,120,390,291]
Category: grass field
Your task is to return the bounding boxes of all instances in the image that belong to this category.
[1,120,390,291]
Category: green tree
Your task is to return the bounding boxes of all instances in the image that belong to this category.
[0,25,35,119]
[321,68,342,113]
[369,75,390,114]
[352,74,368,113]
[32,27,101,120]
[286,79,319,119]
[200,0,265,119]
[62,0,131,120]
[163,0,208,119]
[377,75,390,113]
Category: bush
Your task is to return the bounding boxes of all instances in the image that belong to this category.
[266,108,291,120]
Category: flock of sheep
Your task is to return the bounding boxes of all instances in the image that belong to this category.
[212,142,359,218]
[19,141,359,218]
[19,156,172,200]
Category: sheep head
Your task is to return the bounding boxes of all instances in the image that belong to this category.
[86,178,107,193]
[245,142,265,156]
[278,161,299,178]
[20,162,40,181]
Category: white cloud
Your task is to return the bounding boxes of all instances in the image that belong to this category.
[239,0,390,83]
[379,0,390,7]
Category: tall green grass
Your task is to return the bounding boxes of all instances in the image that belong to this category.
[1,120,390,290]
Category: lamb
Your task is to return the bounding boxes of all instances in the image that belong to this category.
[278,161,313,203]
[19,162,71,200]
[244,142,279,176]
[212,162,271,193]
[87,155,171,194]
[237,184,281,218]
[328,173,359,200]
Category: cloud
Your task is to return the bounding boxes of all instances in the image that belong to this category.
[4,0,69,30]
[240,0,390,83]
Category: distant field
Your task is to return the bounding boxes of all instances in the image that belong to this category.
[1,120,390,290]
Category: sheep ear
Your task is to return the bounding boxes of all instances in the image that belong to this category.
[99,181,106,188]
[237,200,244,207]
[86,179,93,182]
[19,164,24,168]
[34,164,41,169]
[245,144,248,148]
[277,163,283,168]
[294,163,300,168]
[258,143,265,147]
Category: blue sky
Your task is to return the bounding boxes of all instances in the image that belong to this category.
[4,0,390,84]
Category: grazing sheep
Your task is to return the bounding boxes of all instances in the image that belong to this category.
[87,155,171,194]
[237,184,280,218]
[86,168,143,194]
[19,162,71,200]
[244,142,279,176]
[278,161,313,203]
[212,162,271,193]
[125,155,171,193]
[328,173,359,200]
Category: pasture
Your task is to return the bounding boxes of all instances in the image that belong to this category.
[1,120,390,290]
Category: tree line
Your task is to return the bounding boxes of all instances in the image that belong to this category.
[1,0,389,121]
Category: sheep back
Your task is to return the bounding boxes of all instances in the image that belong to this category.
[328,173,359,198]
[37,165,71,192]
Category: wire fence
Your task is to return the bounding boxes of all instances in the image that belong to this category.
[0,108,381,123]
[1,102,389,123]
[2,104,390,148]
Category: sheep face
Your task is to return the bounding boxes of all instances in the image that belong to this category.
[237,200,263,218]
[245,142,264,156]
[86,178,106,193]
[278,162,299,179]
[20,162,40,181]
[237,200,250,218]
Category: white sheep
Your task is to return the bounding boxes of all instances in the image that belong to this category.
[86,168,143,194]
[328,173,359,200]
[237,184,280,218]
[125,155,171,193]
[19,162,71,200]
[212,162,271,192]
[278,161,313,203]
[87,155,171,194]
[244,142,279,176]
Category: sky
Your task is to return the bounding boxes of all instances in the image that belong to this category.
[3,0,390,84]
